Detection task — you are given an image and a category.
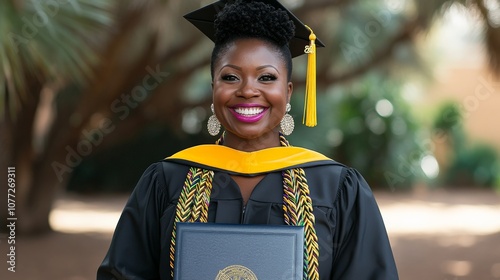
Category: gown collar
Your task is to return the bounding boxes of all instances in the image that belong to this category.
[165,144,334,175]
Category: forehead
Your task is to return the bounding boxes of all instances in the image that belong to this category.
[216,38,286,68]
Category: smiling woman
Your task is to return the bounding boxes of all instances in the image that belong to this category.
[97,1,399,279]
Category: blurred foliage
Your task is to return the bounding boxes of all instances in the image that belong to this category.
[432,102,500,188]
[323,73,427,189]
[0,0,115,116]
[446,144,500,188]
[433,102,462,131]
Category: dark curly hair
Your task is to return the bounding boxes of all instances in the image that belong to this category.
[210,0,295,81]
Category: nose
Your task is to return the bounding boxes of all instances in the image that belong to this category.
[236,78,260,98]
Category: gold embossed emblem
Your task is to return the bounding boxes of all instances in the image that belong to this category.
[215,265,258,280]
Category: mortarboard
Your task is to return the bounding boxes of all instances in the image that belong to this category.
[184,0,324,127]
[183,0,325,58]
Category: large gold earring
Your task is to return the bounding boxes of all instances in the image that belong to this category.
[280,103,294,136]
[207,103,221,136]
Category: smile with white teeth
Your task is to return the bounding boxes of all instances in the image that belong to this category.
[234,107,264,116]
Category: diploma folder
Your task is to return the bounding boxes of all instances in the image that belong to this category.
[174,222,304,280]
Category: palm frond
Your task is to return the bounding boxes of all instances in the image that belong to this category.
[0,0,116,117]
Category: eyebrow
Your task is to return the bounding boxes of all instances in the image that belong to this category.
[257,65,280,73]
[219,64,280,73]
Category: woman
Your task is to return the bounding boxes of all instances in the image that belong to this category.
[97,1,398,279]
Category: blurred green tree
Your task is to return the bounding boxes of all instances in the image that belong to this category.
[1,0,115,234]
[2,0,500,234]
[432,102,500,187]
[326,74,426,189]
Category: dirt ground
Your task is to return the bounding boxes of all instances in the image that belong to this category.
[1,188,500,280]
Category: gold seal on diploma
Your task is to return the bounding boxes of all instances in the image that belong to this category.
[215,264,258,280]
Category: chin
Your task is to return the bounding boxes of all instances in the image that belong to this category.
[233,127,278,140]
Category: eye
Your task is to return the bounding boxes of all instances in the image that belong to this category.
[259,74,277,82]
[221,74,239,81]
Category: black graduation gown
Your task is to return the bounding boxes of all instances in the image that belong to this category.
[97,159,399,279]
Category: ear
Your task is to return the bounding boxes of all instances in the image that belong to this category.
[286,82,293,103]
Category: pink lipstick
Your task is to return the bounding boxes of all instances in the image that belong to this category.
[230,104,268,123]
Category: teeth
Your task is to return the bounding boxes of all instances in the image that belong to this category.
[234,107,264,116]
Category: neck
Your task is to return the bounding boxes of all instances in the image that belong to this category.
[222,130,281,152]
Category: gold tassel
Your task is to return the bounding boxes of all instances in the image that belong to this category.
[303,25,317,127]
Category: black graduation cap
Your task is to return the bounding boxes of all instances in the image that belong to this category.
[183,0,325,58]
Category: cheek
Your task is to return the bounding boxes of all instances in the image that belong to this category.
[212,85,231,117]
[270,85,289,108]
[212,84,231,102]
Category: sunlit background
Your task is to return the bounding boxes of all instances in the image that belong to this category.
[1,0,500,279]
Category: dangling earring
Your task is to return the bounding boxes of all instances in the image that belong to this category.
[207,103,221,136]
[280,103,294,136]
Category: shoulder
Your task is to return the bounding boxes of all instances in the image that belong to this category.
[131,161,190,204]
[302,160,349,186]
[140,161,190,181]
[304,162,372,207]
